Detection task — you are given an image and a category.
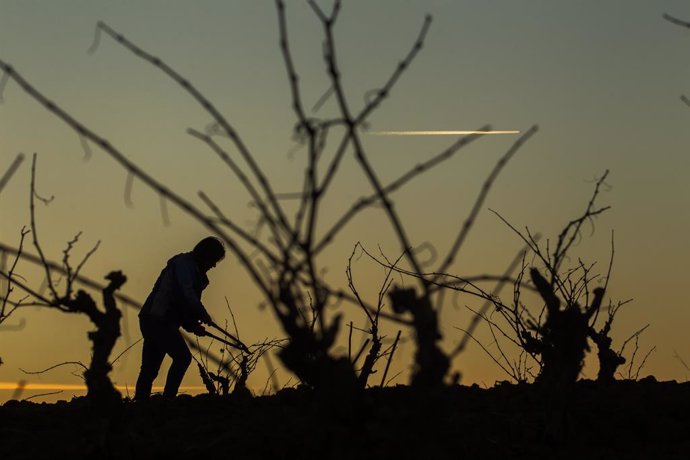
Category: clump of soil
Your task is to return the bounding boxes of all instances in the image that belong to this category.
[1,378,688,459]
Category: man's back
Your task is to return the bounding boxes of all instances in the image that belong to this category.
[141,252,209,329]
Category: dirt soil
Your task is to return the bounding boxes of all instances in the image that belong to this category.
[1,377,688,460]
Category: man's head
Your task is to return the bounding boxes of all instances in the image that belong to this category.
[192,237,225,272]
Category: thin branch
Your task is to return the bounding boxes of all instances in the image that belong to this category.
[29,155,59,302]
[435,125,538,277]
[262,367,279,396]
[71,240,101,288]
[632,344,656,380]
[224,297,241,343]
[552,170,610,274]
[199,191,279,264]
[352,338,371,366]
[23,390,64,401]
[79,134,93,161]
[384,371,403,387]
[348,320,353,361]
[454,326,518,381]
[92,21,291,236]
[110,338,143,366]
[0,272,52,307]
[20,361,88,375]
[159,194,170,226]
[187,128,283,247]
[593,230,615,326]
[380,329,401,386]
[466,304,523,349]
[355,14,432,124]
[316,7,433,294]
[315,126,489,255]
[277,0,310,126]
[124,171,135,208]
[312,85,334,113]
[0,67,9,102]
[618,324,650,358]
[663,13,690,29]
[61,232,82,296]
[673,350,690,374]
[359,244,508,308]
[450,242,537,358]
[0,153,25,194]
[0,227,29,320]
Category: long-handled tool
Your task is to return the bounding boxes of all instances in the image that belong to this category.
[203,329,248,352]
[206,321,250,353]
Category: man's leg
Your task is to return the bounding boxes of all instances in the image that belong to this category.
[134,316,166,400]
[161,328,192,398]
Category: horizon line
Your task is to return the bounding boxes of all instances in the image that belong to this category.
[0,382,207,392]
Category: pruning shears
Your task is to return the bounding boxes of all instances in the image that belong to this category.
[204,321,250,353]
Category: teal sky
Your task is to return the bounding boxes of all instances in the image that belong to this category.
[1,0,690,400]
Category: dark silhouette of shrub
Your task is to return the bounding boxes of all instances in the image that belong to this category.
[527,268,603,387]
[0,155,127,404]
[388,286,449,388]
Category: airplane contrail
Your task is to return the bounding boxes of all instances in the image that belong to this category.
[368,130,520,136]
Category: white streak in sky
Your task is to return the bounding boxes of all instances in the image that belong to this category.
[368,130,520,136]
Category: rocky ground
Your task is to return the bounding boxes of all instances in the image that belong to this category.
[1,377,688,459]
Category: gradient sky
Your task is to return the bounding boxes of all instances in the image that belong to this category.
[1,0,690,401]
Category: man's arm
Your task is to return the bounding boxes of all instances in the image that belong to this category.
[174,256,212,325]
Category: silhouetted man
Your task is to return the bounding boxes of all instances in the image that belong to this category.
[134,237,225,400]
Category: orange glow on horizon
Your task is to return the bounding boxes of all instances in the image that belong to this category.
[0,382,206,392]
